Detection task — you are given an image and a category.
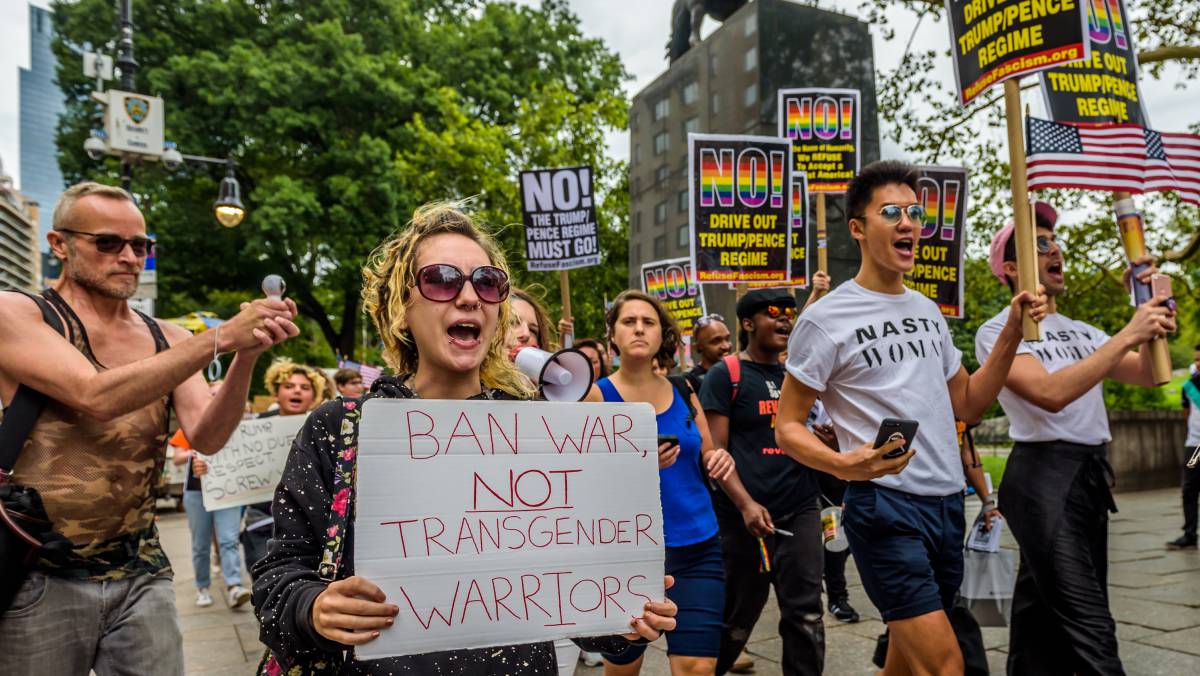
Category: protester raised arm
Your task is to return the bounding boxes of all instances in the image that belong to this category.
[0,294,296,422]
[947,288,1045,424]
[169,300,300,453]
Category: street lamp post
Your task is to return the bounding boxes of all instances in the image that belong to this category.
[116,0,137,193]
[175,153,246,227]
[83,1,247,227]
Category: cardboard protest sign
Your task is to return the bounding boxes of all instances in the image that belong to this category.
[688,134,793,283]
[354,399,665,660]
[1040,0,1146,126]
[520,166,601,271]
[641,257,708,336]
[778,89,860,193]
[200,414,306,511]
[945,0,1090,106]
[903,167,969,319]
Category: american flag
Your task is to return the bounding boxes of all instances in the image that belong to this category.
[358,363,384,389]
[1026,117,1200,205]
[338,358,385,389]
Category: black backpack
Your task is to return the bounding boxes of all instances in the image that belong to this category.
[0,291,75,611]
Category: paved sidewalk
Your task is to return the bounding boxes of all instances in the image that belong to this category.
[163,488,1200,674]
[157,508,264,675]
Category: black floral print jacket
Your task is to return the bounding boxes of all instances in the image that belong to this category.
[252,376,635,674]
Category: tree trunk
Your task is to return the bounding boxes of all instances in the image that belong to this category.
[335,287,359,360]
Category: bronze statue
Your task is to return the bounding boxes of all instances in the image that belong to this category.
[669,0,747,62]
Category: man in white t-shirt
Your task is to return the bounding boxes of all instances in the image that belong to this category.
[977,202,1174,676]
[776,160,1044,675]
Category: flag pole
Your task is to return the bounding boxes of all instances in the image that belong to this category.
[1003,79,1041,341]
[559,270,573,348]
[1113,192,1172,385]
[816,192,828,274]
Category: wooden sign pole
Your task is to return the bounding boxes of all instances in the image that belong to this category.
[559,270,573,348]
[1002,79,1041,341]
[816,192,828,274]
[1113,191,1172,385]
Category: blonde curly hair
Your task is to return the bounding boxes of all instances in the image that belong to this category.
[361,202,532,398]
[263,359,329,410]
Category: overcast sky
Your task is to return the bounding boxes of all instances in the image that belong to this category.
[2,0,1195,191]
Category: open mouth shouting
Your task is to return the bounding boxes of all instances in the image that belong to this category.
[447,320,482,349]
[893,235,915,260]
[1045,260,1064,283]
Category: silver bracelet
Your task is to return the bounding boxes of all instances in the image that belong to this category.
[207,325,223,381]
[981,495,997,510]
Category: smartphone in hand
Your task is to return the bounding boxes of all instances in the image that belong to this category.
[873,418,919,459]
[657,434,679,448]
[1151,274,1175,312]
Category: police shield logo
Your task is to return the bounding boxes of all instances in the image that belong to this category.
[124,96,150,124]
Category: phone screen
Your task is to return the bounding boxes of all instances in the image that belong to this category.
[1151,274,1173,299]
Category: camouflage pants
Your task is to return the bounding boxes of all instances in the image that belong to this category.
[0,569,183,676]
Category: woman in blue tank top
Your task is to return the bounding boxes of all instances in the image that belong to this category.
[585,290,764,676]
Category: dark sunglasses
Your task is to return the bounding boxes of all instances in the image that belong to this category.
[854,204,925,226]
[59,228,155,257]
[695,313,725,329]
[1036,235,1058,254]
[764,305,797,320]
[415,263,510,304]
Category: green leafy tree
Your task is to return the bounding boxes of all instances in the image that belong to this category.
[52,0,630,362]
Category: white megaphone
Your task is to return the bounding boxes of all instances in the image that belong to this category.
[514,347,595,402]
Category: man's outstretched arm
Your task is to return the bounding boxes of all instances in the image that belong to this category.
[0,294,297,422]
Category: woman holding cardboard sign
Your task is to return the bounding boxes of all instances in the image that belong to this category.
[251,203,676,675]
[585,290,764,676]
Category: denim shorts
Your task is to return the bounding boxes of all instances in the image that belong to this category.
[843,482,964,622]
[604,534,724,662]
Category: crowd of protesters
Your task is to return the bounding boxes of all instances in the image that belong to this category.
[0,161,1179,676]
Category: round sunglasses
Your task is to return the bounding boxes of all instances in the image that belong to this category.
[854,204,926,226]
[764,304,796,320]
[58,228,155,257]
[1036,235,1059,254]
[415,263,510,304]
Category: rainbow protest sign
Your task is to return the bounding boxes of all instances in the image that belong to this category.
[1040,0,1146,126]
[640,257,707,336]
[778,89,860,193]
[688,134,793,284]
[945,0,1090,106]
[903,166,969,318]
[745,172,810,289]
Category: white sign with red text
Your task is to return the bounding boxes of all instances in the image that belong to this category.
[353,399,665,660]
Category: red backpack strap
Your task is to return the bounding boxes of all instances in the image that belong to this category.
[723,354,741,404]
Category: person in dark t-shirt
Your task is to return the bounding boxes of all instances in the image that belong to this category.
[701,288,824,676]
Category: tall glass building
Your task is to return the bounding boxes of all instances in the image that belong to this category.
[19,3,67,250]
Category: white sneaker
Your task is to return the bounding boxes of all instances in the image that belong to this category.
[196,588,214,607]
[228,585,252,609]
[580,651,603,667]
